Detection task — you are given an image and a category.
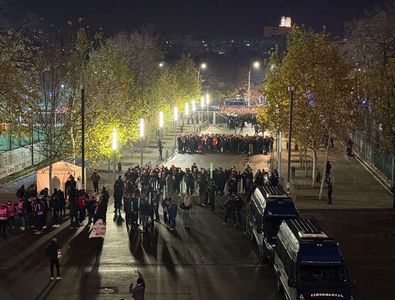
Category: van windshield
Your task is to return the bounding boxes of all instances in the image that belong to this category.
[298,264,349,285]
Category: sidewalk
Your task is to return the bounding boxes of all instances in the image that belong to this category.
[273,138,392,209]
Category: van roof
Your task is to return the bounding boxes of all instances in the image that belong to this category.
[252,185,298,217]
[278,219,345,264]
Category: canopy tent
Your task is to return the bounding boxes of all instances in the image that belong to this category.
[36,161,82,192]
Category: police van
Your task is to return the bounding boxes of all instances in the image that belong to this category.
[248,185,298,261]
[274,218,352,300]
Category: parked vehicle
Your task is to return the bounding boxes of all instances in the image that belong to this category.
[274,218,352,300]
[248,185,298,261]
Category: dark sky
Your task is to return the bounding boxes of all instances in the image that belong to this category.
[5,0,389,36]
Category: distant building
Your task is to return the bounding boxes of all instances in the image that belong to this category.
[263,16,292,37]
[162,16,291,57]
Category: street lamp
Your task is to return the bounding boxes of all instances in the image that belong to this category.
[247,61,260,106]
[185,102,189,126]
[159,111,164,129]
[198,62,207,83]
[112,128,117,181]
[192,100,197,129]
[200,96,205,122]
[139,118,144,167]
[287,85,295,191]
[173,106,178,149]
[159,62,165,68]
[206,93,210,123]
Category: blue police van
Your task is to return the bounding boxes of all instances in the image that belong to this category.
[248,185,299,261]
[274,218,353,300]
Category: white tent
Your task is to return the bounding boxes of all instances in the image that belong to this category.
[36,161,82,192]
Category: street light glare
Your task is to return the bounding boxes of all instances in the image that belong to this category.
[200,96,205,107]
[185,103,189,116]
[139,118,144,138]
[253,61,260,69]
[206,93,210,105]
[200,63,207,70]
[159,62,164,68]
[112,129,117,151]
[192,100,196,112]
[159,111,164,128]
[173,106,178,121]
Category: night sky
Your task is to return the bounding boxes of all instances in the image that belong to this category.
[5,0,389,36]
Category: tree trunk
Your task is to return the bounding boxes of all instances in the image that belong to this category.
[304,147,308,177]
[319,132,331,200]
[70,124,77,165]
[48,159,53,192]
[312,149,317,187]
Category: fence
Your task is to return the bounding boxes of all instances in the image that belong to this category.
[336,127,393,185]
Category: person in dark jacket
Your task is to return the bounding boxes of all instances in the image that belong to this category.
[50,189,60,228]
[168,200,178,231]
[100,187,110,223]
[46,238,61,280]
[129,270,145,300]
[113,176,124,215]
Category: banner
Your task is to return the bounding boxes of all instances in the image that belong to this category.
[89,219,106,238]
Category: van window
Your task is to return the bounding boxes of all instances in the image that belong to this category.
[251,202,263,233]
[298,264,349,284]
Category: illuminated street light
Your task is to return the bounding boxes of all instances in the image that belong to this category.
[200,63,207,70]
[139,118,144,166]
[159,62,164,68]
[173,106,178,122]
[200,96,205,108]
[185,102,189,116]
[139,118,144,138]
[247,60,261,106]
[112,128,117,180]
[173,106,178,148]
[192,100,197,129]
[112,129,117,151]
[159,111,164,128]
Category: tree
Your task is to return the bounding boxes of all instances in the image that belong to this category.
[345,2,395,155]
[84,41,136,164]
[0,26,36,139]
[263,27,353,197]
[172,54,201,110]
[346,1,395,206]
[27,38,74,191]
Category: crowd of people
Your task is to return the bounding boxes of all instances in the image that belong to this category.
[1,158,282,243]
[0,175,110,237]
[177,134,274,155]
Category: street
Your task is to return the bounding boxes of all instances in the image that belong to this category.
[0,129,393,300]
[0,202,281,300]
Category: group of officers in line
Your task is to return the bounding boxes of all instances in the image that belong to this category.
[177,134,274,155]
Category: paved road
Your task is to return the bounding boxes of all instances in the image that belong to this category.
[301,209,395,300]
[0,204,282,300]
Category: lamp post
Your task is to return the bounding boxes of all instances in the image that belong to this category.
[287,85,295,190]
[206,93,210,124]
[139,118,144,167]
[200,96,205,122]
[247,61,260,106]
[81,87,85,188]
[192,100,196,131]
[198,62,207,82]
[173,106,178,149]
[185,102,189,125]
[159,111,164,139]
[112,128,117,181]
